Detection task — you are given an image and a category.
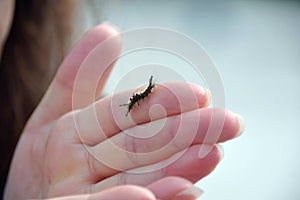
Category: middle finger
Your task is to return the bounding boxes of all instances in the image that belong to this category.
[85,107,241,179]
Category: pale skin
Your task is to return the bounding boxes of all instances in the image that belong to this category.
[0,0,14,59]
[1,1,244,200]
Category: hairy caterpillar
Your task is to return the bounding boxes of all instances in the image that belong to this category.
[120,76,155,116]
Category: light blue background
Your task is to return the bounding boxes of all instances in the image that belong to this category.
[82,0,300,199]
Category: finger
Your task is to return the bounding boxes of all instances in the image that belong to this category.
[91,144,219,192]
[87,185,155,200]
[147,177,203,200]
[84,108,240,179]
[28,24,121,128]
[74,82,210,145]
[49,185,155,200]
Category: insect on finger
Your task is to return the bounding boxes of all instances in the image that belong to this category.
[120,75,155,116]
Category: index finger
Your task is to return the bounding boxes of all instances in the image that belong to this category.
[74,82,210,145]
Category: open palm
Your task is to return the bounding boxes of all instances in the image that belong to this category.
[4,25,243,200]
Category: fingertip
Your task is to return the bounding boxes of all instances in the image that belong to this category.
[173,185,204,200]
[57,23,121,83]
[147,176,194,200]
[204,88,211,107]
[234,113,245,137]
[84,23,121,48]
[213,109,244,142]
[101,21,122,33]
[215,144,224,161]
[189,83,211,108]
[147,176,204,200]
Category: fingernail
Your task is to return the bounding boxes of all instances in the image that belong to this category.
[198,144,214,159]
[102,21,122,33]
[235,114,245,137]
[216,144,224,161]
[174,186,204,200]
[204,88,211,107]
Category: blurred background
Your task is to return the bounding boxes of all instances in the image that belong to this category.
[78,0,300,199]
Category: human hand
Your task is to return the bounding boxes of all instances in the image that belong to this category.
[4,24,243,199]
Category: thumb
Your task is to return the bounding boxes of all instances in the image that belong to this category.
[28,24,121,128]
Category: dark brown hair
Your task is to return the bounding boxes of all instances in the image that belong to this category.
[0,0,75,195]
